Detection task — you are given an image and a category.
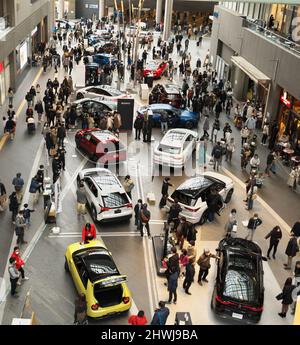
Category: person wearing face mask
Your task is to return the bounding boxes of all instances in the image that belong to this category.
[265,226,282,260]
[10,246,29,282]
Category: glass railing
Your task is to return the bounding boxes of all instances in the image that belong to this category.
[245,19,300,57]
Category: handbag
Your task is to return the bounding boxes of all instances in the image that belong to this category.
[276,292,283,300]
[140,211,149,223]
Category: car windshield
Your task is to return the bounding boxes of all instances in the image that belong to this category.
[158,144,181,154]
[223,253,258,302]
[80,249,119,281]
[102,88,122,96]
[102,192,129,208]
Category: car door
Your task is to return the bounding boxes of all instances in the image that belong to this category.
[214,181,227,200]
[84,177,98,206]
[182,134,194,163]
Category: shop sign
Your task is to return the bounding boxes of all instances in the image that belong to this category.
[280,92,291,108]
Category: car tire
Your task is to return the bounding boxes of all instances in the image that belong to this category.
[76,92,84,100]
[199,210,208,225]
[64,258,69,273]
[224,189,234,203]
[185,121,194,129]
[91,206,98,222]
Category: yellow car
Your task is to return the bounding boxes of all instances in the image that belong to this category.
[64,239,132,318]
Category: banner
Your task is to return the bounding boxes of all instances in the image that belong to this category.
[54,178,62,214]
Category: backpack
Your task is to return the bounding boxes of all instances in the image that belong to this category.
[213,146,222,159]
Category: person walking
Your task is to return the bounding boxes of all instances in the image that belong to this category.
[10,247,29,282]
[128,311,148,325]
[134,199,143,230]
[290,218,300,238]
[245,183,258,210]
[202,115,209,137]
[265,226,282,259]
[245,213,262,241]
[284,232,299,270]
[8,87,14,106]
[9,191,19,223]
[211,141,223,172]
[183,259,195,295]
[159,177,174,209]
[81,223,96,244]
[22,203,34,227]
[8,257,20,297]
[197,249,219,285]
[241,126,250,145]
[133,114,143,140]
[261,122,269,145]
[265,151,276,176]
[123,175,135,200]
[52,155,61,184]
[139,203,151,238]
[29,175,41,206]
[277,278,296,318]
[74,294,88,325]
[76,182,87,217]
[150,301,170,325]
[225,137,235,163]
[15,210,27,245]
[12,172,24,204]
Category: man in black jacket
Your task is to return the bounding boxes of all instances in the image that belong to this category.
[168,198,182,230]
[134,199,143,229]
[291,219,300,238]
[183,259,195,295]
[284,232,299,269]
[245,213,262,241]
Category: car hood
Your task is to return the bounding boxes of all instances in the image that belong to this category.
[204,171,233,187]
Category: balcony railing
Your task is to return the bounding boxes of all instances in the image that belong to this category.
[245,19,300,58]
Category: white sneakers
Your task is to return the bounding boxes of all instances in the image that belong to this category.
[22,277,29,281]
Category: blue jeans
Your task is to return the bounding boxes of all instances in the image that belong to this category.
[161,121,168,133]
[247,198,253,210]
[207,210,215,222]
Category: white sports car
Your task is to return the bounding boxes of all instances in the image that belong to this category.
[76,85,131,101]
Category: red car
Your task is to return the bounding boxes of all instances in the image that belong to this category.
[143,61,168,79]
[75,129,126,164]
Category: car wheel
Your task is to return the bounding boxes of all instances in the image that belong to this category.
[199,210,208,225]
[185,121,194,129]
[224,189,234,203]
[91,206,98,222]
[77,92,84,100]
[64,258,69,272]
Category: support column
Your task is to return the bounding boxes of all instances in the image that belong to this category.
[265,82,281,124]
[155,0,162,25]
[232,66,247,102]
[163,0,173,42]
[99,0,106,20]
[57,0,64,20]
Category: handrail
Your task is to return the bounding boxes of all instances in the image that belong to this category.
[244,18,300,57]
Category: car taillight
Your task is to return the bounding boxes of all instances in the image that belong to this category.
[184,206,200,212]
[215,295,235,306]
[91,303,100,310]
[100,207,111,212]
[122,297,130,304]
[242,305,263,312]
[126,203,133,208]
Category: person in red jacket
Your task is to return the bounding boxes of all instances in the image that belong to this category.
[11,246,29,282]
[128,310,148,325]
[81,223,96,244]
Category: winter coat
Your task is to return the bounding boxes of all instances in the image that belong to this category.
[265,228,282,245]
[185,262,195,282]
[11,251,25,270]
[197,253,216,270]
[29,178,40,193]
[285,237,299,257]
[9,193,19,211]
[203,117,209,131]
[247,217,262,230]
[82,224,96,242]
[128,315,148,325]
[281,284,296,305]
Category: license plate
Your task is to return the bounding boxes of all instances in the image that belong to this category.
[114,209,121,214]
[232,312,243,319]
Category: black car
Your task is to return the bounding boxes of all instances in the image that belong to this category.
[211,237,266,323]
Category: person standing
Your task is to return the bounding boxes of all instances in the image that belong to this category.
[128,311,148,325]
[0,179,7,211]
[202,115,209,137]
[225,137,235,163]
[74,294,88,325]
[284,232,299,270]
[278,278,295,318]
[22,203,34,227]
[159,177,173,208]
[15,210,27,245]
[167,198,182,231]
[134,199,143,230]
[12,172,24,204]
[245,183,258,211]
[261,122,269,145]
[197,249,219,285]
[9,191,19,223]
[290,218,300,238]
[240,126,250,145]
[245,213,262,241]
[265,226,282,260]
[123,175,135,200]
[133,115,143,140]
[10,247,29,281]
[150,301,170,325]
[52,155,61,184]
[8,87,14,106]
[57,146,66,171]
[29,175,41,206]
[8,257,20,297]
[139,203,151,238]
[167,268,179,304]
[211,141,223,172]
[76,183,87,217]
[224,209,237,237]
[265,151,276,176]
[183,259,195,295]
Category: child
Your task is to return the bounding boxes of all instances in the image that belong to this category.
[23,203,34,226]
[179,249,189,278]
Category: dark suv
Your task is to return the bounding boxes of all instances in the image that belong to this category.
[149,84,183,108]
[211,237,266,324]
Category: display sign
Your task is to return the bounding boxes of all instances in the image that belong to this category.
[19,41,28,70]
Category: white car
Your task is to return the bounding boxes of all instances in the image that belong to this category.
[166,172,234,224]
[77,168,133,222]
[154,129,198,168]
[76,85,131,101]
[71,98,117,117]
